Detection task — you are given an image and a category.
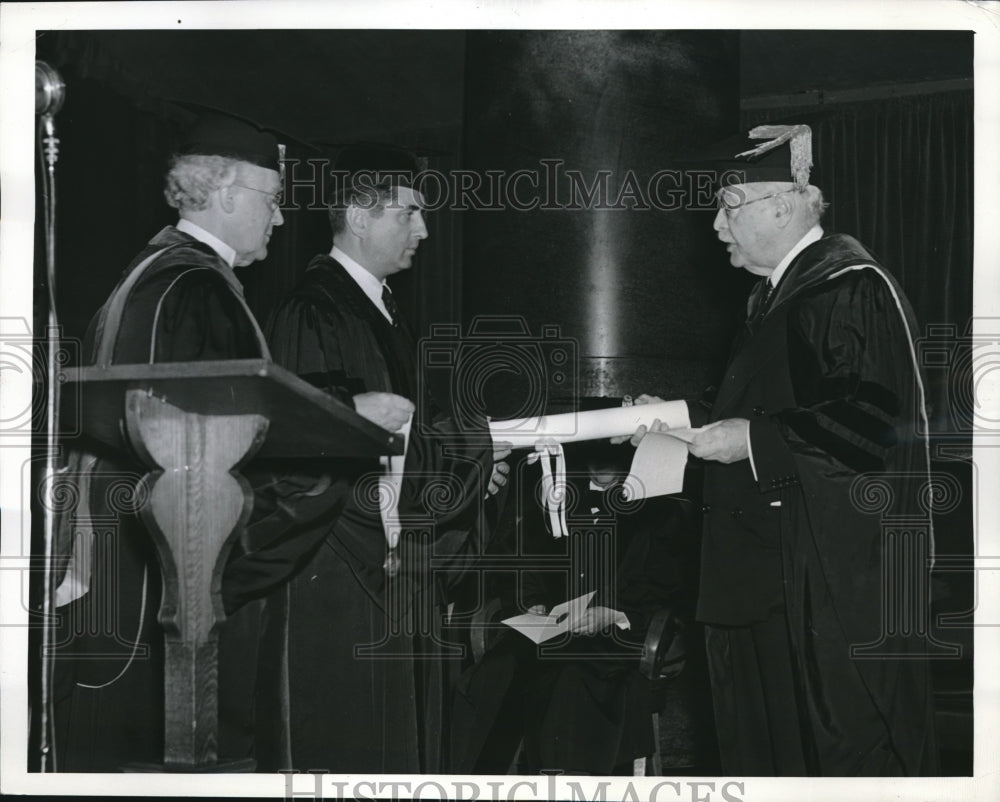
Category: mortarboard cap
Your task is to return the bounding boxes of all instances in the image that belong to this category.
[325,142,426,206]
[695,123,816,189]
[333,142,424,182]
[179,112,282,171]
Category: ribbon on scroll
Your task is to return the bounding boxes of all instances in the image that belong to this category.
[525,443,569,540]
[489,400,693,537]
[379,414,412,577]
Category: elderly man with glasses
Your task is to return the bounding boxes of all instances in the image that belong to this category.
[47,114,412,771]
[625,125,937,776]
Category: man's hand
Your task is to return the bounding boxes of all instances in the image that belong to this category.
[352,391,415,432]
[688,418,750,463]
[488,459,510,496]
[485,441,513,497]
[610,393,664,445]
[567,606,619,636]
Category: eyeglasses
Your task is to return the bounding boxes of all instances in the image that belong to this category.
[231,182,283,211]
[716,187,799,217]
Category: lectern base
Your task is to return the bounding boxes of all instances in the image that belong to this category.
[121,758,256,773]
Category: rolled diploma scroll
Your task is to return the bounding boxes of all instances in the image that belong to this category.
[488,399,691,447]
[489,400,691,537]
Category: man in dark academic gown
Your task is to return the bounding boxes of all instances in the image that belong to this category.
[263,144,508,773]
[450,439,696,775]
[627,125,937,775]
[47,117,412,771]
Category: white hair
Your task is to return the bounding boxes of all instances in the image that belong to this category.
[163,154,240,211]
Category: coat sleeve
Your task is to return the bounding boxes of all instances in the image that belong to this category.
[749,268,917,492]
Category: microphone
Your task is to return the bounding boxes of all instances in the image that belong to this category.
[35,61,65,117]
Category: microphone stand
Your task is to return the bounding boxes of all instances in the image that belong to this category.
[37,87,63,774]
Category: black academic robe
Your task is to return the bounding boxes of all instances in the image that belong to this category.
[692,233,937,775]
[48,227,346,771]
[450,458,695,774]
[262,254,495,774]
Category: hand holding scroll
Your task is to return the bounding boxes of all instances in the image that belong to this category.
[687,418,750,463]
[610,393,665,445]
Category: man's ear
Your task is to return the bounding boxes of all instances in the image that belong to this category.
[345,204,368,238]
[218,184,237,214]
[218,166,240,214]
[773,196,794,229]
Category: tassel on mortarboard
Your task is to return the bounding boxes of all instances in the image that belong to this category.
[736,124,813,189]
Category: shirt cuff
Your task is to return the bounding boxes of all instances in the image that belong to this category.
[747,423,758,482]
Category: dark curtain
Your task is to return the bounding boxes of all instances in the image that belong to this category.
[745,91,974,435]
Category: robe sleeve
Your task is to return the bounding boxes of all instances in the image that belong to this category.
[749,268,914,492]
[267,294,360,405]
[397,414,498,572]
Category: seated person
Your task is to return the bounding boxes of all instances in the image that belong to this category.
[450,438,697,775]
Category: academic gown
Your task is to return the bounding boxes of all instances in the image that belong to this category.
[450,461,696,775]
[692,233,937,775]
[262,254,496,774]
[48,227,347,771]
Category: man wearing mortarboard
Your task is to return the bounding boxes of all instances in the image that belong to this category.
[627,125,938,775]
[46,113,412,771]
[262,143,510,773]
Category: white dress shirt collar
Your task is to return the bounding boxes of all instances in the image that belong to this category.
[330,246,393,323]
[770,224,824,288]
[176,218,237,268]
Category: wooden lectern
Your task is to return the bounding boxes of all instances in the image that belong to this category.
[60,359,401,771]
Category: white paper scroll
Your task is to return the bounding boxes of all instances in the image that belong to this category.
[488,399,691,447]
[489,401,694,526]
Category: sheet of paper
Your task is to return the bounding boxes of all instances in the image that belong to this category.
[503,591,632,644]
[622,429,696,500]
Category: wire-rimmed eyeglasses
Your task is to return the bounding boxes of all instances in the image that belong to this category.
[716,187,799,216]
[231,182,283,211]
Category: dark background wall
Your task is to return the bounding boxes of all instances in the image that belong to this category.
[459,30,740,413]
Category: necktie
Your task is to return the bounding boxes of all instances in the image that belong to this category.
[747,278,775,331]
[381,285,399,326]
[760,280,776,312]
